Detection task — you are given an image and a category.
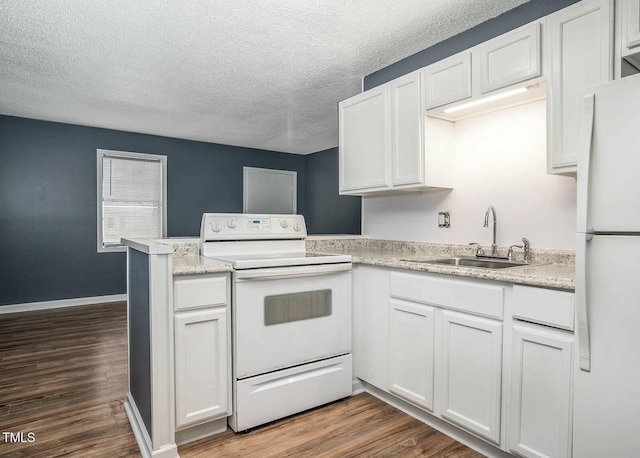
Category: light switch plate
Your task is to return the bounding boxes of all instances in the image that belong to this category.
[438,211,451,228]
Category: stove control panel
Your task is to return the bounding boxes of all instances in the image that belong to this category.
[201,213,307,241]
[247,218,271,230]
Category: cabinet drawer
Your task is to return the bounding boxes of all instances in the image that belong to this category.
[390,272,504,319]
[235,354,352,431]
[174,274,227,311]
[512,285,574,330]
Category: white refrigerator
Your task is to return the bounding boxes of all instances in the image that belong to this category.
[575,73,640,457]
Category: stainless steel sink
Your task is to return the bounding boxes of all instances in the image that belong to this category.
[400,257,528,269]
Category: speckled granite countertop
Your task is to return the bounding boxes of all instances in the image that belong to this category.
[125,237,232,275]
[307,239,575,291]
[142,236,574,289]
[172,255,232,276]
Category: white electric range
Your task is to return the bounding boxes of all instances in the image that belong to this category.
[200,213,353,432]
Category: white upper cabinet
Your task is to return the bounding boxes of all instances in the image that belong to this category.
[339,86,391,193]
[617,0,640,78]
[621,0,640,54]
[339,73,454,196]
[341,1,617,186]
[421,21,545,124]
[547,0,613,174]
[391,71,424,186]
[424,51,472,109]
[478,22,541,94]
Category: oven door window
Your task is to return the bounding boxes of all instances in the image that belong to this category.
[264,290,332,326]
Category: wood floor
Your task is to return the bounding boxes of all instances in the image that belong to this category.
[179,395,483,458]
[0,302,139,457]
[0,302,483,458]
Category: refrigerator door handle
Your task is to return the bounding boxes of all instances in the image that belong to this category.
[576,232,592,372]
[576,93,596,234]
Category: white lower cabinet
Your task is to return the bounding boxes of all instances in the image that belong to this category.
[361,269,575,455]
[388,271,505,446]
[174,307,230,428]
[352,265,390,391]
[508,323,574,458]
[440,311,503,444]
[173,273,231,431]
[389,299,435,411]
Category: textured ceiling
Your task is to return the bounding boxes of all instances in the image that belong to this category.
[0,0,529,154]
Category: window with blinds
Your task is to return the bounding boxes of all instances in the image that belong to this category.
[97,149,167,252]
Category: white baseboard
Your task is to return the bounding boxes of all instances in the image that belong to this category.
[175,418,227,446]
[362,382,513,458]
[0,294,127,314]
[125,394,178,458]
[352,378,365,395]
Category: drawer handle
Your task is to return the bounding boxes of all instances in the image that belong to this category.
[251,364,344,393]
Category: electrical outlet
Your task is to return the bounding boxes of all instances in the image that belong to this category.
[438,211,451,228]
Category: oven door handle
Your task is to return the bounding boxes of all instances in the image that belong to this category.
[234,263,352,281]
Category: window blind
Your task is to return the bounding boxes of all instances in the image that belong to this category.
[101,154,163,247]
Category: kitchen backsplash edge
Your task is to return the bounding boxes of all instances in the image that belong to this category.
[306,238,575,266]
[157,236,574,266]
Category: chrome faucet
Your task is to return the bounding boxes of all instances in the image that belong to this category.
[508,243,523,261]
[484,206,498,255]
[522,237,530,263]
[469,242,483,257]
[507,237,531,262]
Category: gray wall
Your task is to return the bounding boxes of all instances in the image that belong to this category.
[128,249,152,434]
[0,115,308,305]
[305,148,361,235]
[4,0,573,305]
[364,0,581,90]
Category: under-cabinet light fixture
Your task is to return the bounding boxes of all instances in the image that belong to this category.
[443,86,528,114]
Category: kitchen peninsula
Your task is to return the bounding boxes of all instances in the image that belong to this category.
[123,233,574,458]
[123,237,231,458]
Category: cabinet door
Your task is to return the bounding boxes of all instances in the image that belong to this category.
[623,0,640,52]
[478,22,541,94]
[547,0,612,173]
[339,86,390,193]
[440,311,503,444]
[352,266,390,391]
[424,51,472,109]
[508,324,573,458]
[390,72,424,187]
[175,307,229,428]
[389,299,435,411]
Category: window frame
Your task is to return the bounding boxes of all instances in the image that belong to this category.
[96,149,168,253]
[243,166,297,214]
